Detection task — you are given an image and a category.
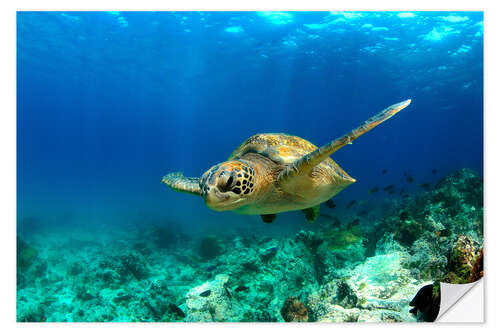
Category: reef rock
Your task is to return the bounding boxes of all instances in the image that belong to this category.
[280,296,308,322]
[308,252,430,322]
[445,235,481,283]
[185,274,236,322]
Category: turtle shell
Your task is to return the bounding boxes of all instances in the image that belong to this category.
[228,133,318,164]
[228,133,352,180]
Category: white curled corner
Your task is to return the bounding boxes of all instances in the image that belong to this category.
[436,278,484,322]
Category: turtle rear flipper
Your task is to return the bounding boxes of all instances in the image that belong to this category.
[278,99,411,187]
[162,172,202,196]
[261,214,277,223]
[302,205,319,222]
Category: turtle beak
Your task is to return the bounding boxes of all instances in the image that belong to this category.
[204,188,231,211]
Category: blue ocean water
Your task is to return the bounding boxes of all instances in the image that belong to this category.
[17,11,483,235]
[16,11,483,322]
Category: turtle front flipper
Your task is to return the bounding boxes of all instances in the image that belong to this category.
[162,172,202,196]
[278,99,411,186]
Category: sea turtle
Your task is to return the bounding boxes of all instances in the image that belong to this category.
[162,99,411,223]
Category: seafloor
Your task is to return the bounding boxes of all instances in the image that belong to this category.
[17,168,483,322]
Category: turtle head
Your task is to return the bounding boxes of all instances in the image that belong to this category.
[200,160,256,211]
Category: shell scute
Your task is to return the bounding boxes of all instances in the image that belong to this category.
[228,133,319,165]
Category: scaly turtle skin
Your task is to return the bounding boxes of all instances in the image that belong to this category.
[162,99,411,223]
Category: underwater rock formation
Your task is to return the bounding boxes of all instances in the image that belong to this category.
[308,251,430,322]
[185,274,235,321]
[444,235,482,284]
[17,237,39,290]
[469,248,483,282]
[280,296,309,322]
[17,237,38,271]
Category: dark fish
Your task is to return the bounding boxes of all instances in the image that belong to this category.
[383,185,394,191]
[368,186,379,194]
[325,199,336,209]
[234,285,250,292]
[358,210,368,216]
[168,303,186,318]
[403,194,409,198]
[205,264,217,272]
[382,169,387,174]
[399,189,405,195]
[388,190,396,195]
[199,290,211,297]
[431,169,437,174]
[346,200,356,209]
[409,284,439,322]
[406,176,414,183]
[419,183,431,191]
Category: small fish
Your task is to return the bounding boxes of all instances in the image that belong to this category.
[358,210,368,216]
[406,176,414,183]
[388,190,396,195]
[346,200,356,209]
[168,303,186,318]
[325,199,336,209]
[382,169,387,174]
[225,287,232,299]
[403,194,409,198]
[199,290,211,297]
[368,186,379,194]
[431,169,437,174]
[383,185,394,191]
[234,285,250,292]
[266,246,279,253]
[399,189,405,195]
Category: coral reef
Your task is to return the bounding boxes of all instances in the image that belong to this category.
[469,248,483,282]
[447,235,481,283]
[280,296,308,322]
[16,168,483,322]
[442,235,482,284]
